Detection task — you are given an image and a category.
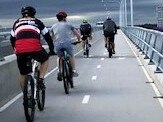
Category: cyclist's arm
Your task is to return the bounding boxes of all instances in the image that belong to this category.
[37,19,54,52]
[10,35,16,49]
[72,28,81,42]
[43,32,54,52]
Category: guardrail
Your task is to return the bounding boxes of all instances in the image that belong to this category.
[122,26,163,73]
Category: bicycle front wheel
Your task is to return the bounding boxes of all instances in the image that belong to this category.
[23,75,35,122]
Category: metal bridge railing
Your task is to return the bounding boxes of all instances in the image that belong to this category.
[122,26,163,73]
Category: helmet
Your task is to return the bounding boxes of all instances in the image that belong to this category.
[56,11,67,21]
[107,16,111,20]
[56,11,67,18]
[83,19,88,23]
[21,6,36,17]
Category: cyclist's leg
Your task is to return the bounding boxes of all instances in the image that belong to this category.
[33,49,49,80]
[16,53,32,91]
[65,43,78,77]
[19,75,26,91]
[104,31,109,48]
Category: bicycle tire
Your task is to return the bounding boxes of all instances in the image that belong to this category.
[36,88,45,111]
[36,70,45,111]
[108,42,112,58]
[23,75,35,122]
[86,49,89,58]
[62,60,69,94]
[68,63,74,88]
[108,49,112,58]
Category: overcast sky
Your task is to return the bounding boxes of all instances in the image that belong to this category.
[0,0,163,27]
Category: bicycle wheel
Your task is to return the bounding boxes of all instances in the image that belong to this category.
[36,70,45,111]
[85,40,89,58]
[62,61,70,94]
[68,63,74,88]
[86,48,89,58]
[108,43,112,58]
[23,75,35,122]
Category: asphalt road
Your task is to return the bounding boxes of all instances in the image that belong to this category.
[0,30,163,122]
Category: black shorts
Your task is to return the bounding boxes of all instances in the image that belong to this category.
[104,31,115,42]
[16,49,49,75]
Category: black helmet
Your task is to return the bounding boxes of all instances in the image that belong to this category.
[21,6,36,17]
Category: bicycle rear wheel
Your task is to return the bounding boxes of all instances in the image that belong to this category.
[86,47,89,58]
[85,40,89,58]
[36,70,45,111]
[62,61,70,94]
[23,75,35,122]
[68,63,74,88]
[108,43,112,58]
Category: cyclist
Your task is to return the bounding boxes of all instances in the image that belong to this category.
[50,11,81,81]
[103,16,117,54]
[10,6,55,90]
[80,19,92,55]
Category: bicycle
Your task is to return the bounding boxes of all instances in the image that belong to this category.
[82,35,91,58]
[23,57,45,122]
[106,37,113,58]
[58,41,81,94]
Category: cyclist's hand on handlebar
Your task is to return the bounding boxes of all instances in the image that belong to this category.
[72,41,81,45]
[48,51,56,56]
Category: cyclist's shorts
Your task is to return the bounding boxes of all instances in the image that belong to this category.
[55,42,73,58]
[16,49,49,75]
[81,35,90,41]
[104,31,115,42]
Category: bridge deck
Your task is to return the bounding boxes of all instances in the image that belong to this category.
[0,30,163,122]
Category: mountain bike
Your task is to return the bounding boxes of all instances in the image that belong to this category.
[23,57,45,122]
[58,41,81,94]
[82,35,91,58]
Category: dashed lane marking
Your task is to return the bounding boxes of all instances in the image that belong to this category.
[92,76,97,80]
[97,65,101,69]
[82,95,90,104]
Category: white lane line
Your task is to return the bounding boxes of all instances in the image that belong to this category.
[0,47,84,112]
[0,93,23,112]
[101,58,104,60]
[118,57,125,60]
[97,65,101,69]
[82,95,90,104]
[45,67,58,78]
[104,52,107,55]
[121,30,163,109]
[92,76,97,80]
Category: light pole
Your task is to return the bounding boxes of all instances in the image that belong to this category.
[130,0,133,26]
[100,0,133,27]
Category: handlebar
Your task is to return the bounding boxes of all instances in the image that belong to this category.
[71,41,82,45]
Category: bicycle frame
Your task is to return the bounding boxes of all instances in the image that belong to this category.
[31,60,39,100]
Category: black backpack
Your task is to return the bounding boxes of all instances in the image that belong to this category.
[80,24,91,35]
